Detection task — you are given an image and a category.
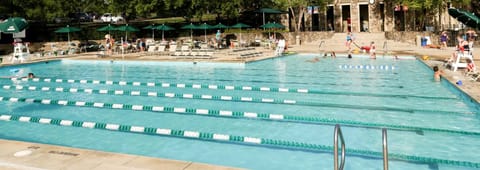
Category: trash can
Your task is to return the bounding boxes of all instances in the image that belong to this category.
[421,37,427,47]
[296,35,301,45]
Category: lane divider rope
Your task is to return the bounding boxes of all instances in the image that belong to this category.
[1,84,469,115]
[2,84,300,105]
[0,114,478,168]
[7,77,457,100]
[338,65,396,70]
[0,95,478,136]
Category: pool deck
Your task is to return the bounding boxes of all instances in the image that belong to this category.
[0,139,241,170]
[0,41,479,169]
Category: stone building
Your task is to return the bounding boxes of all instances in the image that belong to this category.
[299,0,456,33]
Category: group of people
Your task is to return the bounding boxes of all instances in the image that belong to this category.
[435,30,477,82]
[104,34,115,55]
[104,34,149,55]
[445,30,476,67]
[346,32,376,59]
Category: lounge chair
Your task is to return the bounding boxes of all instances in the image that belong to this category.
[156,45,166,55]
[168,45,177,55]
[465,62,479,81]
[146,45,157,55]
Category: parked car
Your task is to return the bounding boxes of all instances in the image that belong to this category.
[53,17,72,23]
[100,13,124,23]
[68,12,93,22]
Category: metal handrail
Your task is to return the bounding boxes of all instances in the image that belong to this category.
[382,128,389,170]
[334,124,346,170]
[319,41,325,56]
[319,40,325,48]
[383,41,388,56]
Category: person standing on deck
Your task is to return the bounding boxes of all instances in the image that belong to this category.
[369,41,376,59]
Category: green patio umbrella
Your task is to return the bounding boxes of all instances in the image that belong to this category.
[0,17,28,33]
[260,22,285,29]
[260,22,285,38]
[196,23,213,42]
[255,8,285,29]
[54,25,81,45]
[213,23,230,29]
[97,24,117,32]
[230,23,251,42]
[448,8,480,29]
[181,23,197,40]
[155,24,175,40]
[97,24,118,39]
[116,24,139,41]
[143,24,156,39]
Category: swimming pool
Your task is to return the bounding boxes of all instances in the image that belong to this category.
[0,54,479,170]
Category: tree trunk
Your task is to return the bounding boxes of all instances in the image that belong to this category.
[288,7,297,32]
[289,6,307,32]
[296,7,306,32]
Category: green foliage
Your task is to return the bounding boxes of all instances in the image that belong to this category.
[2,0,475,29]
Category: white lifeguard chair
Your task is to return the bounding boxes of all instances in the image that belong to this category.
[11,42,30,63]
[450,52,473,72]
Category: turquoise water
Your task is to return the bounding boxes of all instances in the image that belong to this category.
[0,54,479,170]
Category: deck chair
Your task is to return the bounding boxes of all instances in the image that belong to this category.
[178,45,190,57]
[142,45,156,56]
[168,45,177,55]
[189,51,199,58]
[465,62,479,80]
[198,51,206,57]
[156,45,166,55]
[471,73,480,81]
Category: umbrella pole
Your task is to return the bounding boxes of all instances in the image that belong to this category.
[68,33,70,48]
[152,29,155,40]
[263,12,265,30]
[162,30,164,41]
[239,28,242,45]
[205,29,207,42]
[121,37,124,60]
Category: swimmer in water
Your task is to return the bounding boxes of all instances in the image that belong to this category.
[306,57,320,63]
[433,66,443,81]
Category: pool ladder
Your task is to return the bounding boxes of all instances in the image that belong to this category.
[319,41,325,56]
[333,125,389,170]
[333,124,346,170]
[383,41,388,57]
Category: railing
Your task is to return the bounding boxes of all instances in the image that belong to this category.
[383,41,388,56]
[319,40,325,48]
[319,41,325,56]
[334,124,346,170]
[382,128,389,170]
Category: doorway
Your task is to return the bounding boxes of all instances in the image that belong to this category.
[326,6,334,31]
[312,12,319,31]
[341,5,351,32]
[359,4,369,32]
[380,3,385,31]
[394,5,406,31]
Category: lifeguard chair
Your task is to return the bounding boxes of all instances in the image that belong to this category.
[11,42,30,63]
[450,52,473,72]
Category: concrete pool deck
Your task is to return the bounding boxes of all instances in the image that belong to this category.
[0,40,479,169]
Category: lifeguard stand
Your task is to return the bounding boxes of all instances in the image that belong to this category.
[11,42,30,63]
[450,52,473,72]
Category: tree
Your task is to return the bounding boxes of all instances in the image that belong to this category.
[275,0,331,32]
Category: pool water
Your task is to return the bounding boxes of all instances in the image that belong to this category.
[0,54,479,170]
